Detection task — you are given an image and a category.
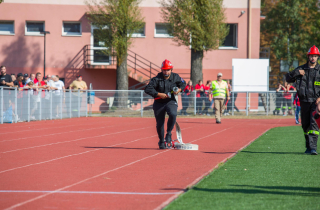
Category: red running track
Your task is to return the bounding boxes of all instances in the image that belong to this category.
[0,117,296,210]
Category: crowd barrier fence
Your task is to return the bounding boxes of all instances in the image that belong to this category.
[0,87,297,124]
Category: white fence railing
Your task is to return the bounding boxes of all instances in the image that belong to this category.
[0,87,296,124]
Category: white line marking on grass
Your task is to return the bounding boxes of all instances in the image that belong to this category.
[0,190,179,195]
[4,150,171,210]
[0,126,153,154]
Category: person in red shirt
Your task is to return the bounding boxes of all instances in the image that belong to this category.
[194,80,205,115]
[281,82,295,116]
[34,72,48,119]
[180,80,193,115]
[293,93,300,124]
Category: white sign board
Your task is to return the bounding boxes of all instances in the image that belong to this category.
[232,59,269,92]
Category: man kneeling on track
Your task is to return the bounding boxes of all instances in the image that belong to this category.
[144,59,186,149]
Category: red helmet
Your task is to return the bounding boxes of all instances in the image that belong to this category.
[161,59,173,70]
[307,45,320,56]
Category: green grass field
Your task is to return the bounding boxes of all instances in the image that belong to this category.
[165,126,320,210]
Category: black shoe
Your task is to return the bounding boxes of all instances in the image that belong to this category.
[158,141,166,149]
[165,134,172,148]
[216,121,221,124]
[311,149,318,155]
[305,148,311,154]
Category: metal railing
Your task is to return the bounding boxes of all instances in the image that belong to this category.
[0,87,87,124]
[1,89,297,124]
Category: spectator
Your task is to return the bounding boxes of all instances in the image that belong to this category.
[224,79,232,115]
[11,74,16,83]
[69,75,87,117]
[273,83,283,115]
[0,66,13,87]
[26,73,36,84]
[13,73,24,89]
[25,81,37,120]
[46,75,54,87]
[282,82,295,116]
[203,80,211,116]
[294,93,301,124]
[13,73,25,121]
[50,75,65,118]
[23,73,29,86]
[209,73,230,124]
[69,75,87,90]
[43,76,48,85]
[180,80,193,115]
[194,80,205,115]
[34,72,48,119]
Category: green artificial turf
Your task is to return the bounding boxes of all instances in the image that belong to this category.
[165,126,320,210]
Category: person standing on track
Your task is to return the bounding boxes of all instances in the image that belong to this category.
[286,45,320,155]
[209,73,230,124]
[144,59,186,149]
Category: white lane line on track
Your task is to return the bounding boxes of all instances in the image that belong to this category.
[0,126,193,174]
[189,128,230,143]
[0,126,113,143]
[4,150,171,210]
[0,134,158,174]
[0,121,146,142]
[3,125,223,210]
[0,190,179,195]
[0,126,154,154]
[0,118,125,134]
[0,118,104,130]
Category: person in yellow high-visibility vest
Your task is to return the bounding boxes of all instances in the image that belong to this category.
[209,73,230,124]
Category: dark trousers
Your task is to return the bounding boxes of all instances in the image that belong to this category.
[203,96,211,114]
[282,98,292,113]
[232,93,239,112]
[153,100,177,142]
[274,93,282,113]
[181,94,189,114]
[300,101,318,150]
[196,97,204,114]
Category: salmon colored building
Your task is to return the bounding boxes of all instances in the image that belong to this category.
[0,0,261,90]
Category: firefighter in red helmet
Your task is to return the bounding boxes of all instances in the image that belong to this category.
[144,59,186,149]
[286,45,320,155]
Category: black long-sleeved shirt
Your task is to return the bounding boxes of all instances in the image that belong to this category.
[144,72,186,103]
[286,63,320,102]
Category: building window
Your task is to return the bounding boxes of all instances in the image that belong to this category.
[154,23,172,38]
[0,21,14,35]
[62,22,81,36]
[25,21,44,36]
[220,24,237,49]
[131,24,145,37]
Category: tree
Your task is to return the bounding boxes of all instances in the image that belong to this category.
[86,0,144,106]
[261,0,320,87]
[161,0,229,85]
